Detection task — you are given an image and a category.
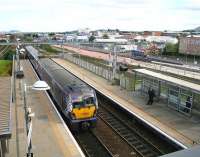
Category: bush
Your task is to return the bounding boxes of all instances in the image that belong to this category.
[0,60,12,76]
[3,50,15,60]
[163,43,179,56]
[39,44,58,53]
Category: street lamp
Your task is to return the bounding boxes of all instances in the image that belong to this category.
[19,48,26,60]
[111,45,117,83]
[16,46,25,78]
[24,80,50,157]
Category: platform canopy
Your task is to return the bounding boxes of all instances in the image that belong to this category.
[160,146,200,157]
[133,69,200,93]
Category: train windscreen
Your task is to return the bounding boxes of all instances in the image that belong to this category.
[73,97,95,108]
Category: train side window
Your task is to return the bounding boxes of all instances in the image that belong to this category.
[66,95,69,105]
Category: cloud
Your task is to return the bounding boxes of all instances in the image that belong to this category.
[0,0,199,31]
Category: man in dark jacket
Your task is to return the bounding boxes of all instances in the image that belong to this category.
[147,87,155,105]
[185,96,192,113]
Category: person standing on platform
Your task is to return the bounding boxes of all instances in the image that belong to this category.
[185,96,192,113]
[147,87,155,105]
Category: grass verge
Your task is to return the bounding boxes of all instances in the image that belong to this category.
[0,60,12,76]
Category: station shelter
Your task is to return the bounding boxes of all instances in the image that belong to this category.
[133,69,200,116]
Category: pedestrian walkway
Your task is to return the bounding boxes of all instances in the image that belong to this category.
[6,60,84,157]
[53,58,200,148]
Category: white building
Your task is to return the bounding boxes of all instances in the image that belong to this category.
[76,35,89,42]
[94,38,128,44]
[145,36,178,44]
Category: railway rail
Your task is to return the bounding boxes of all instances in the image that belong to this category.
[98,103,162,157]
[75,131,113,157]
[73,93,179,157]
[96,93,180,157]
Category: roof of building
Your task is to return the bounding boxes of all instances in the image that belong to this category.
[145,36,178,44]
[160,146,200,157]
[94,38,128,43]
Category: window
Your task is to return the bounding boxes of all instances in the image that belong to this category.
[85,97,95,106]
[72,97,95,108]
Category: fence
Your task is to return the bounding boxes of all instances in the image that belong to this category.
[62,53,135,91]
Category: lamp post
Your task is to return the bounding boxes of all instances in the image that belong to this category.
[112,45,117,83]
[24,80,50,157]
[16,46,25,78]
[60,38,64,58]
[19,48,26,60]
[16,46,20,72]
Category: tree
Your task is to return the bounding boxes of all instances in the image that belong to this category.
[116,29,120,32]
[89,35,96,42]
[103,34,109,39]
[163,43,179,56]
[9,35,16,42]
[33,34,39,38]
[48,33,55,36]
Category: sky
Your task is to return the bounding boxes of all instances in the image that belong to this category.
[0,0,200,32]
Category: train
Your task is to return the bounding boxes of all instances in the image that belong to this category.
[131,50,182,65]
[26,46,98,130]
[131,50,149,61]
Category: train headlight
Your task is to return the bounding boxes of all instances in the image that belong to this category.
[93,109,97,117]
[70,112,76,120]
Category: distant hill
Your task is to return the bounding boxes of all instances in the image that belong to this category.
[194,26,200,32]
[183,26,200,32]
[9,30,21,33]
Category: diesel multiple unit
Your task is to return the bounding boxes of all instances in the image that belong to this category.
[26,46,98,130]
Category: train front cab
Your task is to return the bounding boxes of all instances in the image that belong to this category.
[69,96,98,131]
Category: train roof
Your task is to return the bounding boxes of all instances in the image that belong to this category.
[40,58,89,91]
[26,46,39,60]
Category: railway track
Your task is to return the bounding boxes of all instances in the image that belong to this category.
[97,93,180,157]
[75,131,113,157]
[75,94,178,157]
[98,106,162,157]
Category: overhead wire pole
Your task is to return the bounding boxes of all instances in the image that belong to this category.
[61,39,64,58]
[112,45,117,83]
[16,46,20,72]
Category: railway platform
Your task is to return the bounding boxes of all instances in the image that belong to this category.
[6,60,84,157]
[52,58,200,148]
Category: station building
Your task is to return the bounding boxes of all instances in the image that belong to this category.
[179,37,200,56]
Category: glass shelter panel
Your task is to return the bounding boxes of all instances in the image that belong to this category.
[167,86,179,110]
